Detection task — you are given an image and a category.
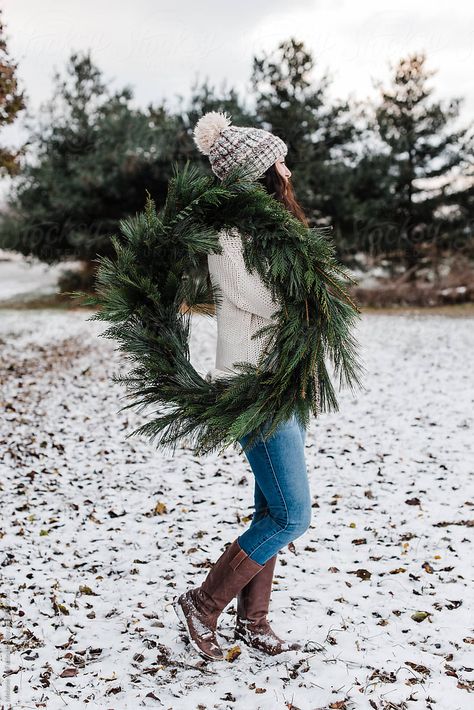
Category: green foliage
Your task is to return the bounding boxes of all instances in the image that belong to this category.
[365,52,474,264]
[0,9,26,176]
[251,37,363,230]
[2,39,470,274]
[73,161,366,456]
[0,51,190,263]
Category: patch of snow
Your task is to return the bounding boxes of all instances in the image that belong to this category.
[0,253,82,302]
[0,309,472,709]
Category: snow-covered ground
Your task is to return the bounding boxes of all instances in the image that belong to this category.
[0,251,58,302]
[0,308,473,710]
[0,251,82,303]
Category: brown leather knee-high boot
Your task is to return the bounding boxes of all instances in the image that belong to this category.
[234,552,302,655]
[173,538,264,661]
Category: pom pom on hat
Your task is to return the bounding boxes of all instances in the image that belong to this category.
[193,110,232,155]
[192,110,288,180]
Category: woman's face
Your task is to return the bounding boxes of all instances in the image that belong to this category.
[274,155,291,183]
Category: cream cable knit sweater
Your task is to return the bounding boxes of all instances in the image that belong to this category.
[205,227,280,382]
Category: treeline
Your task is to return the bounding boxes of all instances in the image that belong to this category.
[0,37,473,279]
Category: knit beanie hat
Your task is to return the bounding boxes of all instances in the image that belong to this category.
[193,110,288,181]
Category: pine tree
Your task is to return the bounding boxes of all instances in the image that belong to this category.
[0,51,186,263]
[372,52,473,273]
[0,9,26,177]
[251,38,361,233]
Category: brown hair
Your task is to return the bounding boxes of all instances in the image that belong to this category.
[257,163,309,227]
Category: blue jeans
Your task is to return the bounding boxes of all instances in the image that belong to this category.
[236,414,311,565]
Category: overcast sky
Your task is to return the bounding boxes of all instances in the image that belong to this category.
[2,0,474,167]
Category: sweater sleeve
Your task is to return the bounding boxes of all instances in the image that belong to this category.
[208,229,280,320]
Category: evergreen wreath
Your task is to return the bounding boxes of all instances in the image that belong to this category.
[76,160,366,456]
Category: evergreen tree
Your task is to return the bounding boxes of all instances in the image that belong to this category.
[0,51,183,263]
[0,9,26,177]
[371,52,473,272]
[251,38,362,237]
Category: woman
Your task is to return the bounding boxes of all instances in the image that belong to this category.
[173,111,312,661]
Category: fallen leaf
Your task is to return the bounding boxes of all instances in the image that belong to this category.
[153,501,167,515]
[411,611,430,622]
[225,645,242,662]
